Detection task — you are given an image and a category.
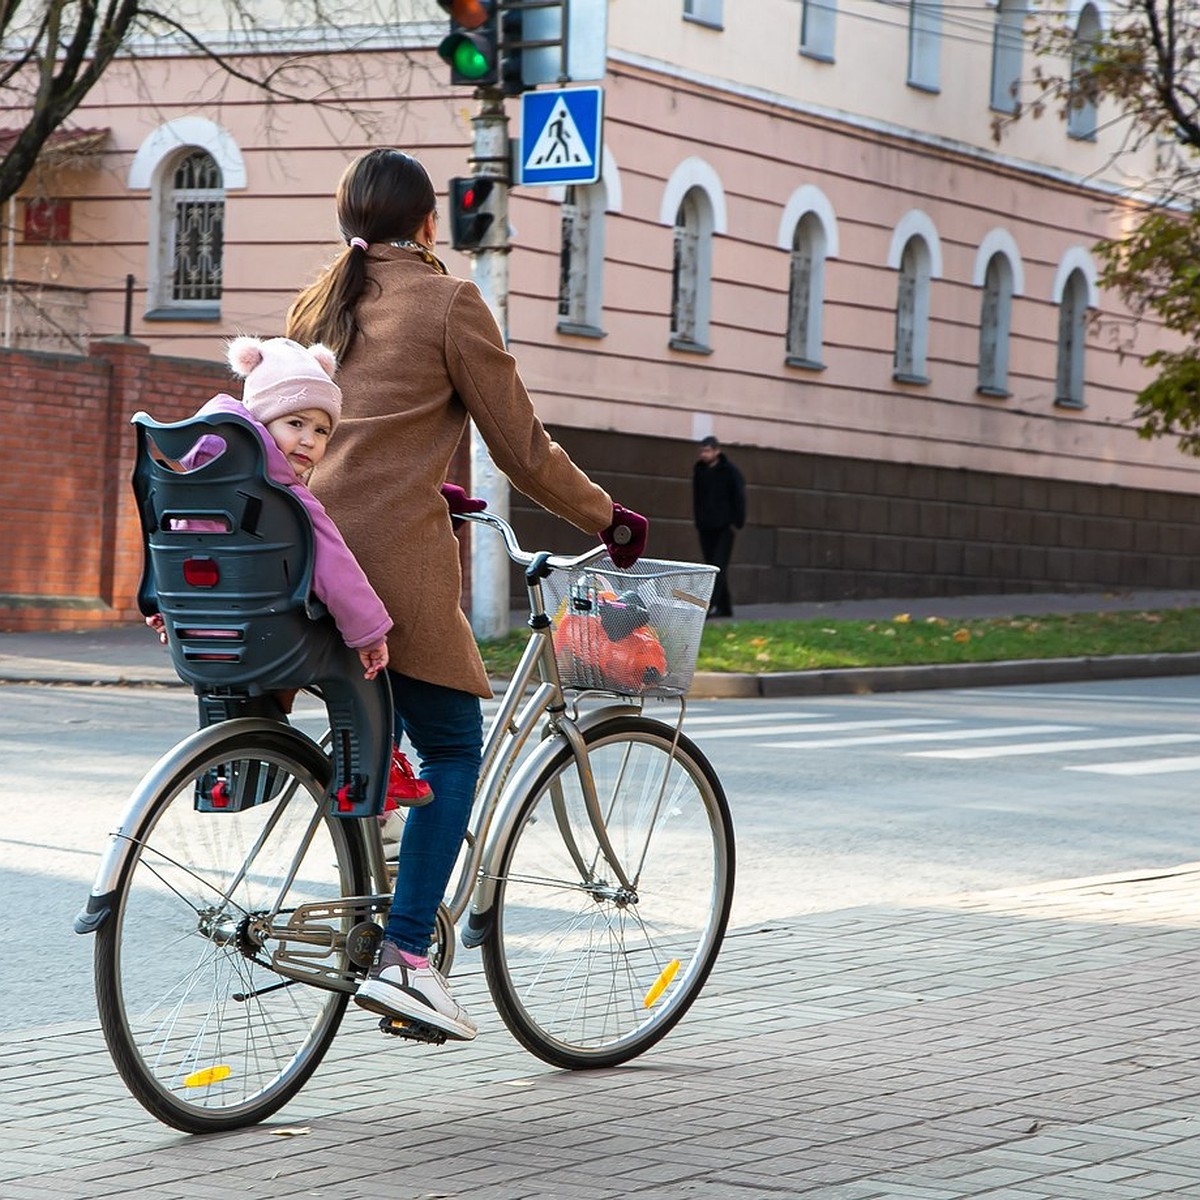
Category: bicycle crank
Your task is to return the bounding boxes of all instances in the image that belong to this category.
[267,895,389,992]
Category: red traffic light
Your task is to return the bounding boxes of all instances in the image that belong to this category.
[438,0,488,29]
[449,176,496,251]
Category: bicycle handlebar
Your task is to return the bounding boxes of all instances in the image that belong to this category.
[460,510,610,573]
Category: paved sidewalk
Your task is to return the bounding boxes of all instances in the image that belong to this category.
[3,864,1200,1197]
[3,587,1200,694]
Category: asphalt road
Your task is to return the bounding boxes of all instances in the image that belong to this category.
[4,676,1200,1034]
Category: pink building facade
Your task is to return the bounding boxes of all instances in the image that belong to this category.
[5,2,1199,621]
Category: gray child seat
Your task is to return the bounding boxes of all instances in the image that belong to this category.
[131,409,392,819]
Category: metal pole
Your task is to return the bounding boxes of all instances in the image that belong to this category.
[468,91,514,641]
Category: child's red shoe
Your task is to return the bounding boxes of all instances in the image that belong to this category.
[383,749,433,810]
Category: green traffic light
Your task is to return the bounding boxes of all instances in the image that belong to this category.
[439,31,494,82]
[453,38,490,80]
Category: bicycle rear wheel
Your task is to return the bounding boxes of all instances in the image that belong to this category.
[94,724,367,1133]
[481,715,734,1068]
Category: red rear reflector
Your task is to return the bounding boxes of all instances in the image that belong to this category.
[183,557,220,587]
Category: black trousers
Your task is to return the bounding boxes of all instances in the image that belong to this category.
[698,526,735,615]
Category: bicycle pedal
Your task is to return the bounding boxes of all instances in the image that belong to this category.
[377,1015,447,1045]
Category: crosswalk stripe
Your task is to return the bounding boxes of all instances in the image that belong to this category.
[1066,755,1200,776]
[698,718,950,740]
[681,712,825,726]
[767,724,1088,750]
[910,733,1200,760]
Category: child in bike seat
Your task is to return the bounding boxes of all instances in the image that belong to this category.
[146,335,430,808]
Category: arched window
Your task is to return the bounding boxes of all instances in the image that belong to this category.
[661,159,725,352]
[908,0,942,92]
[131,118,243,320]
[978,253,1015,395]
[894,236,933,382]
[787,213,828,367]
[1068,3,1101,140]
[670,187,716,351]
[800,0,836,61]
[557,180,607,335]
[165,150,224,307]
[990,0,1026,113]
[1056,268,1090,407]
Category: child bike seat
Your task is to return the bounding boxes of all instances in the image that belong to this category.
[130,409,392,818]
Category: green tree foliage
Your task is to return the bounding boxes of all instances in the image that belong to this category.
[1012,0,1200,453]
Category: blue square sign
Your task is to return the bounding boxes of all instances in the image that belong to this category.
[519,87,603,187]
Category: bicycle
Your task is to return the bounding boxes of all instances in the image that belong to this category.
[75,430,735,1135]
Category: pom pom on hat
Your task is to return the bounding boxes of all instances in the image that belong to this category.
[226,336,343,431]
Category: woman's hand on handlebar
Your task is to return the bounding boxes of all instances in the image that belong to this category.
[600,504,648,568]
[441,482,487,529]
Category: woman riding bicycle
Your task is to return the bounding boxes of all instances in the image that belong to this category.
[286,147,648,1041]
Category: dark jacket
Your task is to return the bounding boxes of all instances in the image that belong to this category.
[693,453,746,531]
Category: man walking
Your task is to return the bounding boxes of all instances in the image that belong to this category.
[692,436,745,618]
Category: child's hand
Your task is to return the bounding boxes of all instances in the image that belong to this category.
[359,639,389,680]
[145,613,167,645]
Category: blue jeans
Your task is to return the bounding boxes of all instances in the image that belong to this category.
[384,671,483,955]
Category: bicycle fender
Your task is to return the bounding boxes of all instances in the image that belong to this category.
[73,718,321,934]
[468,704,643,928]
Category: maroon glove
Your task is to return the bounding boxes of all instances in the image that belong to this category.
[441,482,487,528]
[600,503,648,569]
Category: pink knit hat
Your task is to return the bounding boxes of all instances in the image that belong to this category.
[226,336,343,431]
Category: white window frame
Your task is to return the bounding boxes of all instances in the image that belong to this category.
[800,0,837,62]
[990,0,1027,114]
[1067,2,1102,140]
[908,0,943,92]
[684,0,723,28]
[129,117,245,320]
[661,159,727,353]
[888,211,942,383]
[973,230,1025,397]
[778,186,839,369]
[556,180,608,335]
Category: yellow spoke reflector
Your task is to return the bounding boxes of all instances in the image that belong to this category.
[183,1064,232,1089]
[643,959,681,1008]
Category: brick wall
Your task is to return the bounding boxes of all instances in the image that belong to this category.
[0,340,473,632]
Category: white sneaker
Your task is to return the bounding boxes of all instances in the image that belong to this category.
[355,941,477,1041]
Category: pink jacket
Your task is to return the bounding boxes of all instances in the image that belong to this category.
[174,396,393,651]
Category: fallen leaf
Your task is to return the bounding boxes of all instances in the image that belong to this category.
[893,613,912,623]
[270,1127,311,1137]
[953,628,971,643]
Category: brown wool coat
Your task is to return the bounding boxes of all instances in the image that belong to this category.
[309,245,614,698]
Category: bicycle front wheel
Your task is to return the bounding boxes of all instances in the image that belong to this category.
[482,715,734,1068]
[94,724,367,1133]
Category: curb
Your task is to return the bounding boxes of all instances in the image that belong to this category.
[4,652,1200,695]
[688,651,1200,698]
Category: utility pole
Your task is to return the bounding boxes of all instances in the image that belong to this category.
[466,92,512,641]
[437,0,606,638]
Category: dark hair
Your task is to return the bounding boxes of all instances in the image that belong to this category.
[286,149,437,359]
[700,436,720,449]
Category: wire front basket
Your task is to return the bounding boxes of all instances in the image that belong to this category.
[542,557,718,696]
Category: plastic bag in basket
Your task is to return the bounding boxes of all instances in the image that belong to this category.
[553,586,668,693]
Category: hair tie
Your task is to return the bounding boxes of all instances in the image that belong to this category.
[349,237,369,252]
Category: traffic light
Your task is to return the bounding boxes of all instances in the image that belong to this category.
[437,0,499,87]
[448,176,496,250]
[499,4,525,96]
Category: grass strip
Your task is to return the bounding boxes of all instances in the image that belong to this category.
[478,608,1200,678]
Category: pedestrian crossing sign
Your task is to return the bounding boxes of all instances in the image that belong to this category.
[518,87,603,187]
